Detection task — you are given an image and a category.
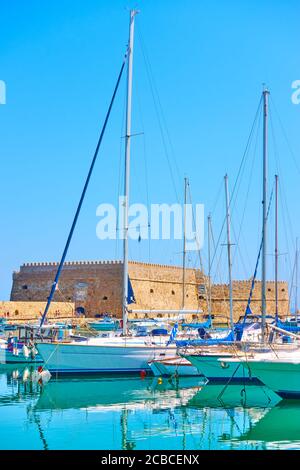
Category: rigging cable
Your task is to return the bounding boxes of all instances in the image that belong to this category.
[209,95,263,273]
[136,25,181,202]
[231,103,263,271]
[269,104,296,313]
[40,49,129,328]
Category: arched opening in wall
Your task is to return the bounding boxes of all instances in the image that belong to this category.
[14,310,19,316]
[103,296,108,301]
[171,290,175,295]
[282,288,285,292]
[22,285,28,290]
[76,306,85,317]
[150,289,154,294]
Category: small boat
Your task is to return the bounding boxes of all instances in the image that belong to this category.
[0,319,18,332]
[0,323,79,366]
[0,338,43,365]
[148,356,201,377]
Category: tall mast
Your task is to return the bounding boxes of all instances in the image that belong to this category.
[296,238,298,318]
[182,177,188,309]
[275,174,279,320]
[122,10,138,335]
[207,214,212,319]
[224,174,233,331]
[261,88,269,340]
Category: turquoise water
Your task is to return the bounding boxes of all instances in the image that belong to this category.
[0,365,300,450]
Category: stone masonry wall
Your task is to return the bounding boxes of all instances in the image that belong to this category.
[0,301,75,322]
[10,261,207,318]
[11,261,123,318]
[10,260,290,320]
[211,280,289,322]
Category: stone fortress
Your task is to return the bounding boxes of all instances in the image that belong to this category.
[8,260,290,322]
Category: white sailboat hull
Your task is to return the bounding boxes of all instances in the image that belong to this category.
[185,354,260,383]
[36,340,177,374]
[242,360,300,398]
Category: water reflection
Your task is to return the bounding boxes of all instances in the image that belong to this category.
[188,383,281,409]
[35,375,204,412]
[238,400,300,448]
[0,366,41,405]
[0,367,299,450]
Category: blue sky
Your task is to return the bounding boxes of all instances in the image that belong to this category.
[0,0,300,301]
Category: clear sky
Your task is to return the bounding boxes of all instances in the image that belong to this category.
[0,0,300,301]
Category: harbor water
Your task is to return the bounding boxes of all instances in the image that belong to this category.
[1,365,300,450]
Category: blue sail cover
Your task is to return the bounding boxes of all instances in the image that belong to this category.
[175,330,235,348]
[276,319,300,333]
[128,276,136,304]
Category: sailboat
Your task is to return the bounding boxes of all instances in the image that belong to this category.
[193,93,300,392]
[35,11,182,374]
[180,89,283,383]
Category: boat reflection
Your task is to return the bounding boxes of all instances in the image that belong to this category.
[0,368,290,450]
[187,383,281,409]
[0,367,41,405]
[238,400,300,448]
[35,376,205,412]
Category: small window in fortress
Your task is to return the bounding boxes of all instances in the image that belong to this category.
[198,295,205,300]
[103,296,108,301]
[14,310,19,316]
[282,288,285,292]
[186,294,189,298]
[268,288,272,292]
[171,290,175,295]
[150,289,154,294]
[22,285,28,290]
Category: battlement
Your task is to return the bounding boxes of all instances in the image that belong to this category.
[212,280,287,287]
[18,260,202,273]
[22,260,123,268]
